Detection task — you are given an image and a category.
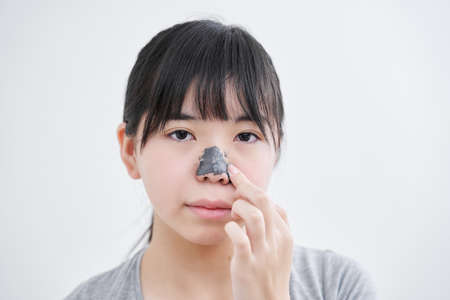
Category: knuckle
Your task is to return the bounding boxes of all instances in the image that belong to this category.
[275,204,288,219]
[277,204,286,214]
[236,240,249,252]
[249,210,263,223]
[254,190,267,202]
[232,199,245,210]
[262,241,271,254]
[232,201,238,210]
[234,187,245,197]
[283,231,294,244]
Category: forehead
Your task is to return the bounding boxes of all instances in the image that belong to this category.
[180,80,246,120]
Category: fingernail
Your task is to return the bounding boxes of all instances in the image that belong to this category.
[228,164,239,175]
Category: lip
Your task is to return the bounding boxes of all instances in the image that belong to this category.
[185,199,232,220]
[186,199,232,209]
[186,205,231,220]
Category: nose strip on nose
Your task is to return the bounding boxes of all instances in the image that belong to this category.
[196,146,231,184]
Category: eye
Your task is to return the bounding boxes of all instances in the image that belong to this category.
[167,130,194,142]
[235,132,259,143]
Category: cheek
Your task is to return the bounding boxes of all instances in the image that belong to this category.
[137,142,192,209]
[239,161,273,191]
[232,146,275,190]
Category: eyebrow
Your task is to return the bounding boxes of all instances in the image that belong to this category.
[167,113,253,123]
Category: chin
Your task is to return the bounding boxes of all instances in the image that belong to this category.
[183,228,229,246]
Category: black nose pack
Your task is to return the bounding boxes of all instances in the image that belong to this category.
[196,146,231,184]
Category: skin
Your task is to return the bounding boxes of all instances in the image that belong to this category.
[116,83,292,300]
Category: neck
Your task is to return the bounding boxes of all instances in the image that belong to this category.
[141,212,235,296]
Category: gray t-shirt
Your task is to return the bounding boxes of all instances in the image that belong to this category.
[63,242,377,300]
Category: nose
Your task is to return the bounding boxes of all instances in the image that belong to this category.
[195,146,231,185]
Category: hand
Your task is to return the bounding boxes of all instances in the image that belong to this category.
[224,164,293,300]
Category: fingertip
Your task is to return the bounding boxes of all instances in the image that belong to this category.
[224,221,235,234]
[228,163,239,175]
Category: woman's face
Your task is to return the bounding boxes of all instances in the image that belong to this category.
[133,85,278,245]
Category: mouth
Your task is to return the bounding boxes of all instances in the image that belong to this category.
[186,199,232,209]
[186,205,231,220]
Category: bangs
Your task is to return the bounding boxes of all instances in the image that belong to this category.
[124,20,284,154]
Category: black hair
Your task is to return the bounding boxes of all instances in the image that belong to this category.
[121,19,285,253]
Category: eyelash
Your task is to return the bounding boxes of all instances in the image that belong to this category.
[166,130,260,143]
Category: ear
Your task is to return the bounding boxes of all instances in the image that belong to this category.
[116,122,141,179]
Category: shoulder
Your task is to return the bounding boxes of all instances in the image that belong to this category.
[63,247,145,300]
[289,243,378,300]
[63,268,116,300]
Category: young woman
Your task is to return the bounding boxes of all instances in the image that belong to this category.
[64,19,377,300]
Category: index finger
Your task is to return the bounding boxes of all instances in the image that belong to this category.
[228,163,274,235]
[228,164,262,198]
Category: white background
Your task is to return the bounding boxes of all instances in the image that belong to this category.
[1,1,449,299]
